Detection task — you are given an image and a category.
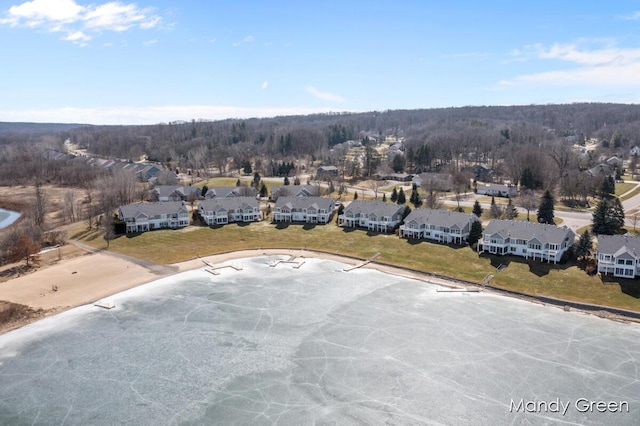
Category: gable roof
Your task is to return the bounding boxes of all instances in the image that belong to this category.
[205,186,257,198]
[119,201,187,219]
[344,200,405,217]
[152,185,200,199]
[597,234,640,257]
[271,185,321,198]
[404,208,476,229]
[199,196,259,212]
[274,196,334,211]
[483,220,574,245]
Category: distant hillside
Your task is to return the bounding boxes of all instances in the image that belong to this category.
[0,122,88,134]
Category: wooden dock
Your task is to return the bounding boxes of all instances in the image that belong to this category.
[436,287,483,293]
[269,255,305,269]
[94,300,116,309]
[343,253,380,272]
[202,260,243,275]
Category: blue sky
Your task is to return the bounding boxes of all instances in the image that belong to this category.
[1,0,640,125]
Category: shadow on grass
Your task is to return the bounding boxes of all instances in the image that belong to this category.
[404,237,468,250]
[341,227,357,233]
[601,275,640,299]
[302,223,316,230]
[235,222,252,227]
[274,223,289,230]
[478,252,573,277]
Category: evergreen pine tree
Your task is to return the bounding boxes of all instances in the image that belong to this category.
[353,191,359,200]
[382,193,387,202]
[390,187,398,202]
[201,185,209,197]
[467,220,483,246]
[574,230,593,261]
[472,200,483,218]
[397,188,406,204]
[537,190,555,224]
[283,176,290,186]
[505,198,517,220]
[259,183,268,198]
[592,197,625,235]
[489,196,502,219]
[235,178,241,187]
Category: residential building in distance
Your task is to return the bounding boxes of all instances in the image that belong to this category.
[272,196,335,224]
[151,185,201,202]
[596,234,640,278]
[478,220,575,263]
[316,165,339,178]
[198,197,260,226]
[475,182,518,198]
[338,200,406,233]
[118,201,189,233]
[412,173,453,191]
[204,186,258,199]
[270,184,322,201]
[399,209,478,245]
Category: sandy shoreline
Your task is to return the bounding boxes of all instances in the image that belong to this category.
[0,248,464,334]
[1,246,637,334]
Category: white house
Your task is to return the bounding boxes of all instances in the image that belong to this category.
[338,200,406,233]
[630,146,640,157]
[596,234,640,278]
[476,183,517,198]
[272,197,335,224]
[478,220,575,263]
[118,202,189,233]
[399,209,478,245]
[198,197,260,226]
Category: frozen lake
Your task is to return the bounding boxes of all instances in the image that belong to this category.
[0,256,638,425]
[0,208,20,229]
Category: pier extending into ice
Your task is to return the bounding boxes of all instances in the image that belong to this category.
[269,254,305,269]
[202,260,243,275]
[343,253,380,271]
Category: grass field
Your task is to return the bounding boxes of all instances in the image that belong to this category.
[614,182,637,197]
[620,186,640,202]
[68,220,640,313]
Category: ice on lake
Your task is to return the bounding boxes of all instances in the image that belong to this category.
[0,256,638,425]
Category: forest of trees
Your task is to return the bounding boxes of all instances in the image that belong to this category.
[1,102,640,203]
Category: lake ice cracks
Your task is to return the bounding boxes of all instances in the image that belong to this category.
[0,256,638,425]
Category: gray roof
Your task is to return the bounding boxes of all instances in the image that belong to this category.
[344,200,405,217]
[483,220,575,245]
[205,186,257,198]
[271,185,321,198]
[119,201,187,219]
[199,196,258,212]
[153,185,200,198]
[477,183,515,192]
[274,196,334,210]
[596,234,640,257]
[404,208,476,229]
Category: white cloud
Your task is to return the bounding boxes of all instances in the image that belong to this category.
[500,42,640,86]
[0,105,347,125]
[261,81,269,89]
[62,30,90,46]
[142,39,158,46]
[232,35,254,47]
[305,86,345,102]
[1,0,161,44]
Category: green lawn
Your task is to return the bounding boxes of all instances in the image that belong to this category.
[619,186,640,202]
[69,221,640,313]
[614,182,637,197]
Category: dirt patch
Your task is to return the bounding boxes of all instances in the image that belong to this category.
[0,301,56,334]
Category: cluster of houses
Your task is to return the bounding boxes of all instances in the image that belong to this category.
[116,184,640,280]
